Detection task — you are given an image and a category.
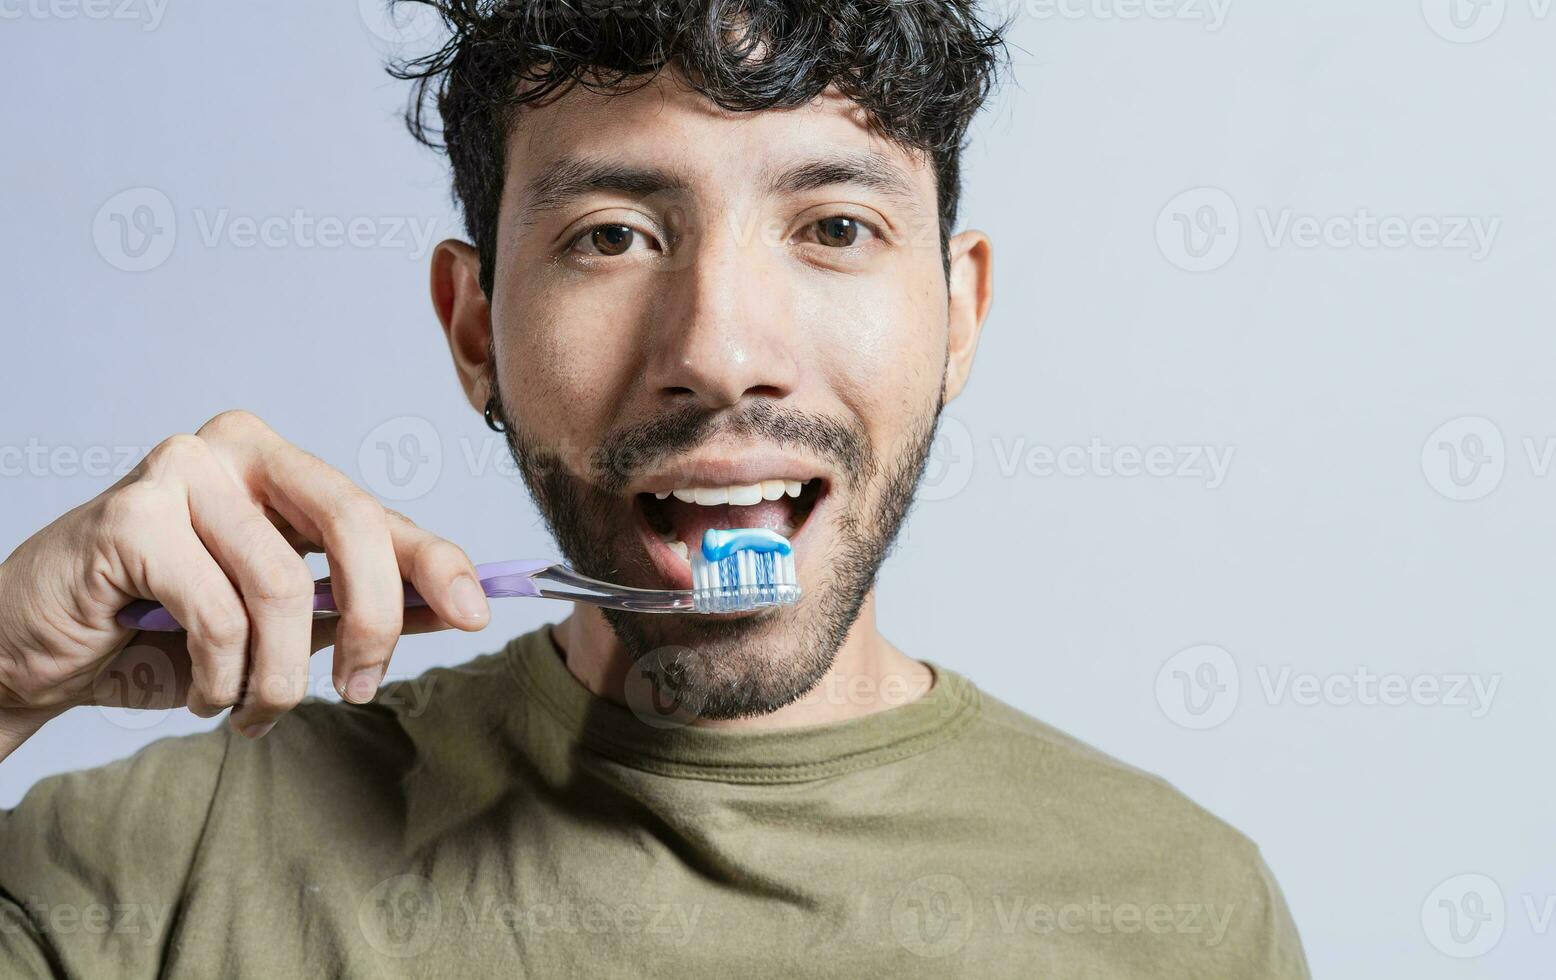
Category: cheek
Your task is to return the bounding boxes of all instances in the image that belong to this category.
[494,269,647,446]
[805,272,946,450]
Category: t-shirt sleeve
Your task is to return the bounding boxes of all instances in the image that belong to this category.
[1225,845,1311,979]
[0,725,230,979]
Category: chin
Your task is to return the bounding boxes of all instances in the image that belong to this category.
[596,510,862,721]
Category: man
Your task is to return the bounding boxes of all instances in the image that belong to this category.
[0,0,1309,975]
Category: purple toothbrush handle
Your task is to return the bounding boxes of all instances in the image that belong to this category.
[115,559,553,633]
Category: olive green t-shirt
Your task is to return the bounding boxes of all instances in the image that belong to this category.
[0,627,1308,977]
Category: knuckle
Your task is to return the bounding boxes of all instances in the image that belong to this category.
[382,508,416,528]
[193,673,242,710]
[0,666,34,709]
[197,409,266,440]
[247,554,314,605]
[328,491,387,531]
[246,668,307,714]
[99,482,171,539]
[340,610,402,648]
[410,536,467,576]
[146,433,206,471]
[201,682,242,709]
[193,601,249,651]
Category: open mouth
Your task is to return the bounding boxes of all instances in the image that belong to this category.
[633,477,827,590]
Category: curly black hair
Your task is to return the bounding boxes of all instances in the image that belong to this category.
[387,0,1009,296]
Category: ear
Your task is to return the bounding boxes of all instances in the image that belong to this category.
[430,239,493,412]
[942,229,994,404]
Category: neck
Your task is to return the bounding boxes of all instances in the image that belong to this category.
[551,592,933,731]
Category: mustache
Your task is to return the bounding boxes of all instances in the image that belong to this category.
[506,400,874,496]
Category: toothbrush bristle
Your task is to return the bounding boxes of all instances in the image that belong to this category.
[689,537,801,613]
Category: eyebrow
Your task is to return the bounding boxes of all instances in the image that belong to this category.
[520,158,690,225]
[761,151,923,209]
[517,149,924,226]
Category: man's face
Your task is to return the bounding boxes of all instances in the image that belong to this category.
[460,73,983,718]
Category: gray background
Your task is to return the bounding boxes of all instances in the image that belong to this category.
[2,1,1552,974]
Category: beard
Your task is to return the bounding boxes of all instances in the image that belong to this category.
[489,370,944,721]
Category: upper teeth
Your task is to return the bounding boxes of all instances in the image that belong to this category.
[657,480,805,505]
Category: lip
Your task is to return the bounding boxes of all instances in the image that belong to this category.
[627,450,833,497]
[630,476,830,597]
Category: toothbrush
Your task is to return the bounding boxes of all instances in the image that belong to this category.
[115,527,801,632]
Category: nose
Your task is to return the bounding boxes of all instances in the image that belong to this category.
[642,223,800,410]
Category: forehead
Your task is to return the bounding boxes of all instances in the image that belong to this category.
[502,72,936,205]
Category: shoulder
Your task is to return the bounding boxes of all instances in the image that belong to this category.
[0,721,232,962]
[956,678,1257,855]
[1,721,231,849]
[938,672,1310,977]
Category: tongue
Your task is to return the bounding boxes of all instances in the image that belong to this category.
[660,499,795,549]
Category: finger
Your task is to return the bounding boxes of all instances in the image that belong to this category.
[194,413,459,708]
[93,630,195,711]
[164,441,315,734]
[303,513,488,657]
[109,482,249,717]
[384,509,490,633]
[262,504,322,556]
[240,441,405,706]
[309,605,458,658]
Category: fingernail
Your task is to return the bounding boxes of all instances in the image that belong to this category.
[451,575,489,623]
[241,721,275,740]
[345,668,382,703]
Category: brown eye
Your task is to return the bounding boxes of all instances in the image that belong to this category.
[815,216,859,247]
[590,224,635,256]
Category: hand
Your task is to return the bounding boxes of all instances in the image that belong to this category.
[0,410,490,745]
